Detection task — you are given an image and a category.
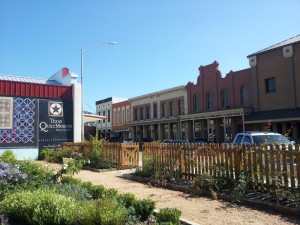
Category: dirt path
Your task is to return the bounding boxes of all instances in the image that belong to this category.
[40,162,300,225]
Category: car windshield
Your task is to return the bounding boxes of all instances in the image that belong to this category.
[252,135,291,145]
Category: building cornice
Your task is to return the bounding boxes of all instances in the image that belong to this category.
[129,85,186,101]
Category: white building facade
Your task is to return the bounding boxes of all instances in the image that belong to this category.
[96,97,127,138]
[126,86,188,142]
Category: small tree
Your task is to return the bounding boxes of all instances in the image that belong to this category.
[89,131,103,168]
[89,131,112,169]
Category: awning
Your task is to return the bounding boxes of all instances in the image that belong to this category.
[179,108,252,121]
[113,129,130,133]
[244,108,300,124]
[84,114,106,123]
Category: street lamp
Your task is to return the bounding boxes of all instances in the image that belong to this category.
[80,41,116,141]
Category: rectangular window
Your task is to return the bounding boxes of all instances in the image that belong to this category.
[169,101,173,116]
[194,95,199,112]
[140,107,143,120]
[134,108,138,121]
[153,103,157,118]
[126,107,130,122]
[103,111,106,123]
[221,91,228,108]
[107,110,110,122]
[122,108,125,123]
[118,109,121,124]
[146,105,150,119]
[178,99,184,115]
[161,102,166,118]
[113,109,117,124]
[98,111,101,123]
[265,78,276,93]
[207,93,212,110]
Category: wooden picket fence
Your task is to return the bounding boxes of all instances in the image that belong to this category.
[62,142,139,169]
[142,142,300,190]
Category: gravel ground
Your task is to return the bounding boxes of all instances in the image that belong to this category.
[38,161,300,225]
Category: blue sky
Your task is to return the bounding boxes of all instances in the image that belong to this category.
[1,1,299,112]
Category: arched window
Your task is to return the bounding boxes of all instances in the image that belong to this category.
[221,90,228,109]
[240,86,249,106]
[206,92,213,110]
[193,95,199,112]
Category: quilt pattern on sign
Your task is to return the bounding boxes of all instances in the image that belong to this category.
[0,97,35,144]
[0,97,13,129]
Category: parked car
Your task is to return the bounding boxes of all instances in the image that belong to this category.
[123,138,133,143]
[172,139,189,144]
[230,131,296,167]
[109,136,121,142]
[163,139,173,143]
[162,139,189,144]
[142,137,153,142]
[190,137,208,144]
[231,131,295,146]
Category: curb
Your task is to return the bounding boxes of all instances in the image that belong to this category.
[82,167,117,173]
[120,174,300,218]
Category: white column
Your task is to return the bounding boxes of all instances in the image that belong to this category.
[72,83,82,142]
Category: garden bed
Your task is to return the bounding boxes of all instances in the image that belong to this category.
[121,173,300,217]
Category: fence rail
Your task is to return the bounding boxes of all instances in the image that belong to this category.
[62,141,300,190]
[143,142,300,190]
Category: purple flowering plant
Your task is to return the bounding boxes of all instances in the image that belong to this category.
[0,162,28,184]
[0,214,9,225]
[0,162,28,201]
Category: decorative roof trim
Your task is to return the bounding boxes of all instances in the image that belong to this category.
[247,34,300,58]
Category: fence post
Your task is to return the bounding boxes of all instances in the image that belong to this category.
[180,146,185,175]
[234,144,241,180]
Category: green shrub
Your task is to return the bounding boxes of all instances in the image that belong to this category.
[193,173,218,192]
[52,158,85,183]
[135,155,155,178]
[89,132,103,168]
[217,175,236,191]
[89,185,106,199]
[39,148,71,163]
[134,199,156,221]
[60,176,83,185]
[18,160,54,190]
[0,189,78,225]
[55,183,92,201]
[0,150,17,165]
[39,148,54,161]
[103,188,118,199]
[117,193,137,208]
[156,208,182,225]
[78,199,129,225]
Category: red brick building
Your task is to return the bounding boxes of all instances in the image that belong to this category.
[182,61,252,143]
[111,100,131,141]
[182,34,300,143]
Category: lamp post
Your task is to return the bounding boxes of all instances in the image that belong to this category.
[80,41,116,141]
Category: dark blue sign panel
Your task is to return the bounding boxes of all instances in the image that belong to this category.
[38,99,73,150]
